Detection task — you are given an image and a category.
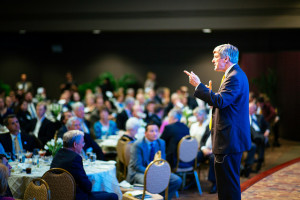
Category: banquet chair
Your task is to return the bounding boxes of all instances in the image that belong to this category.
[173,135,202,195]
[23,178,50,200]
[42,168,76,200]
[116,137,132,181]
[123,159,171,200]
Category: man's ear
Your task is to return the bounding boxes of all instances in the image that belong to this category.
[73,142,77,148]
[225,56,230,62]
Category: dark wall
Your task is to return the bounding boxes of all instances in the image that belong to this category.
[0,29,300,140]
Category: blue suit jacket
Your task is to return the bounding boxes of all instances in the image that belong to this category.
[126,137,166,183]
[194,64,251,154]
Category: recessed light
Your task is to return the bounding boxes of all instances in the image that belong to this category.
[93,30,101,34]
[202,29,212,33]
[19,30,26,34]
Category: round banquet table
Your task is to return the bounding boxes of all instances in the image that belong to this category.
[8,159,122,200]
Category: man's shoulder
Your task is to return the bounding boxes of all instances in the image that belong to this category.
[0,132,10,140]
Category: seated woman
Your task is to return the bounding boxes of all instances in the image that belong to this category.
[93,106,118,139]
[0,163,14,200]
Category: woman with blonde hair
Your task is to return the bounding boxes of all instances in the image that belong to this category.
[0,163,14,200]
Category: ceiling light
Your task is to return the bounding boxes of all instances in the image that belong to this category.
[93,30,101,34]
[202,29,212,33]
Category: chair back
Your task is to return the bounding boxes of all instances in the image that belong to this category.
[116,136,133,180]
[143,159,171,200]
[24,178,50,200]
[175,135,198,170]
[116,136,131,164]
[42,168,76,200]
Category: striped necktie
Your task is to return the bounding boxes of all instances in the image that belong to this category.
[209,75,226,130]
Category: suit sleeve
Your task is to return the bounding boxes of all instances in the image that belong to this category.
[194,74,241,109]
[130,142,147,173]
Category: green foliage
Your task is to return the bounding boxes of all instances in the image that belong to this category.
[78,72,139,98]
[251,68,278,106]
[118,74,139,92]
[0,80,11,96]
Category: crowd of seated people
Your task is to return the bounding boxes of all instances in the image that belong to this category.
[0,72,281,198]
[240,92,280,178]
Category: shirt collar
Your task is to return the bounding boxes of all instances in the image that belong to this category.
[10,132,21,140]
[225,64,236,78]
[144,137,156,146]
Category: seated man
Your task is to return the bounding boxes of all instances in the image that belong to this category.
[66,116,105,160]
[126,123,182,198]
[0,115,39,160]
[0,154,13,198]
[57,110,73,138]
[30,102,57,146]
[50,130,118,200]
[249,102,270,172]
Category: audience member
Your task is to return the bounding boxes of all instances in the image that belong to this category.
[126,123,182,198]
[57,110,74,138]
[257,96,280,147]
[178,86,198,110]
[89,95,104,128]
[120,117,140,142]
[190,107,209,144]
[0,115,38,160]
[135,93,145,111]
[51,130,118,200]
[160,108,190,169]
[144,100,156,123]
[15,99,33,133]
[72,102,91,134]
[60,72,78,93]
[66,117,105,160]
[0,156,14,200]
[24,91,37,119]
[30,102,57,146]
[15,73,32,94]
[249,102,270,172]
[93,106,118,139]
[0,97,13,125]
[148,104,164,128]
[116,97,135,130]
[144,71,156,92]
[84,94,96,122]
[164,93,182,118]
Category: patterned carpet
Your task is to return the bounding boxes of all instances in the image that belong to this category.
[173,139,300,199]
[241,158,300,200]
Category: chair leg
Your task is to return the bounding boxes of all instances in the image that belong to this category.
[181,172,186,190]
[194,170,202,195]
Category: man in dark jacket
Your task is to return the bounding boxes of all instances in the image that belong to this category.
[160,108,190,169]
[51,130,118,200]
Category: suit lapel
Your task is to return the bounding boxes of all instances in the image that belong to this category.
[218,64,239,92]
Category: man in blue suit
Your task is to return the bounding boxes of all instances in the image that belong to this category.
[126,123,182,199]
[185,44,251,200]
[51,130,118,200]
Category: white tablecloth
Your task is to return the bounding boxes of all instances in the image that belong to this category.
[8,160,122,199]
